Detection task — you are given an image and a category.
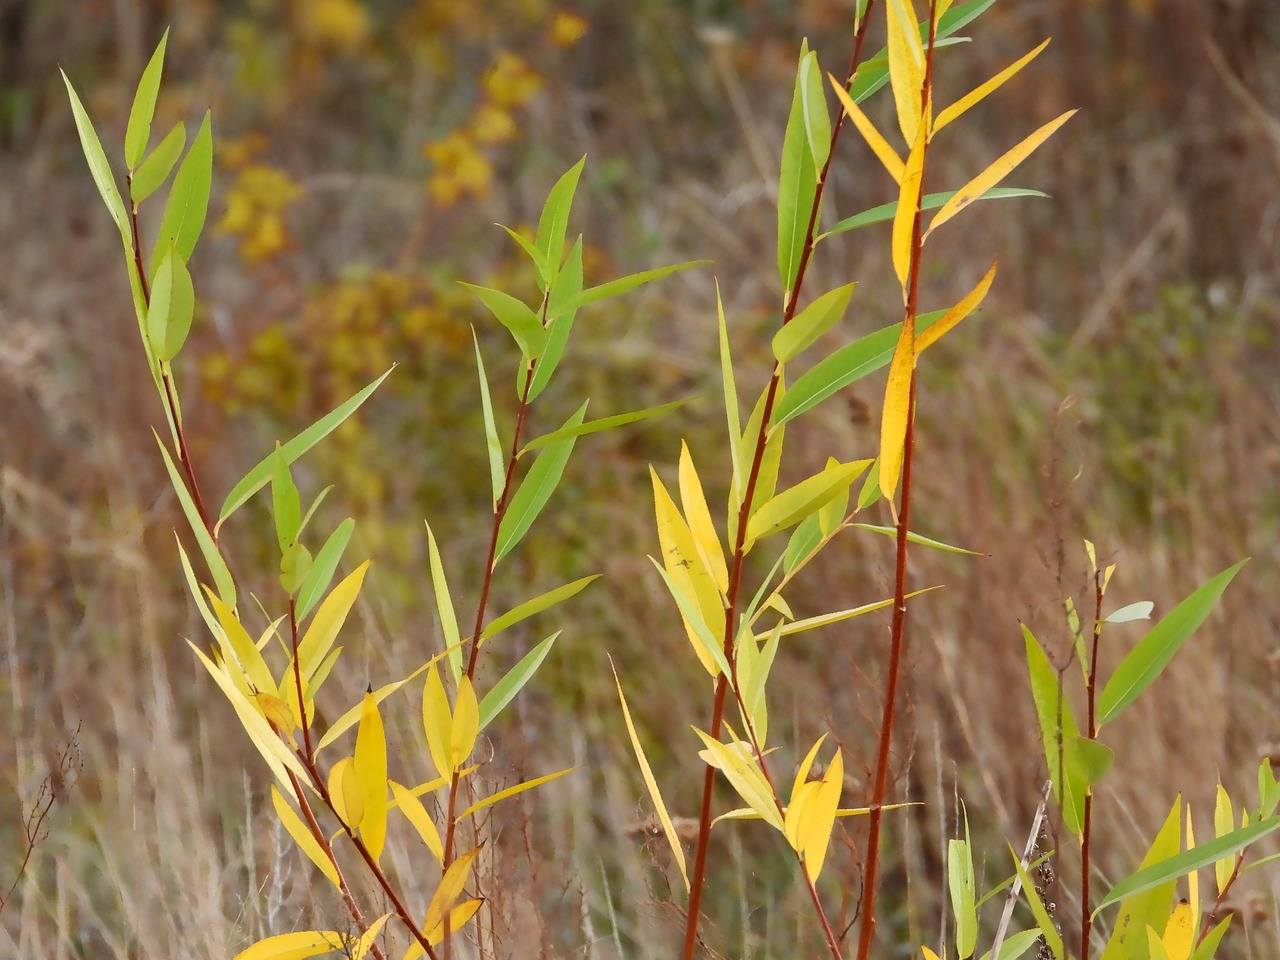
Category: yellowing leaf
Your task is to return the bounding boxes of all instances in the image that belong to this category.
[934,40,1051,133]
[694,730,783,831]
[1186,807,1200,933]
[456,766,575,821]
[785,734,827,850]
[754,588,939,640]
[451,675,480,771]
[612,661,688,890]
[390,779,443,863]
[879,320,916,500]
[423,845,481,936]
[892,116,929,296]
[232,929,345,960]
[349,914,392,960]
[423,663,453,778]
[425,522,463,681]
[746,459,872,545]
[916,263,997,353]
[206,590,275,694]
[928,110,1076,237]
[425,898,483,947]
[328,755,364,830]
[1214,784,1234,892]
[799,748,843,881]
[679,442,729,596]
[315,660,434,753]
[922,949,944,960]
[270,784,340,889]
[297,560,370,680]
[354,692,388,861]
[886,0,926,145]
[829,75,904,184]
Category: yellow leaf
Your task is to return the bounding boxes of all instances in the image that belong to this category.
[277,662,313,733]
[422,663,453,778]
[799,748,843,881]
[316,660,433,752]
[297,561,370,679]
[746,459,872,545]
[886,0,926,145]
[390,779,443,863]
[756,588,939,639]
[456,766,575,821]
[934,40,1051,134]
[785,780,820,853]
[612,661,689,890]
[206,590,276,694]
[327,756,363,830]
[349,914,392,960]
[450,675,480,771]
[828,75,904,184]
[787,735,828,839]
[1214,784,1234,892]
[354,692,388,861]
[233,930,345,960]
[879,320,916,500]
[425,898,483,946]
[916,263,997,353]
[679,442,729,596]
[927,110,1076,237]
[892,115,929,297]
[270,784,340,889]
[1186,805,1200,938]
[423,845,481,936]
[694,730,783,831]
[922,949,944,960]
[651,467,725,676]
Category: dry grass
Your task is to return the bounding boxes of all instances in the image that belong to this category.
[3,2,1280,957]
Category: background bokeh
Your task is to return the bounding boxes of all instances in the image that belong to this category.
[3,0,1280,956]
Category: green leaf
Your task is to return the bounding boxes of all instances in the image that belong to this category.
[818,187,1047,242]
[130,120,186,205]
[125,29,169,170]
[1098,559,1249,725]
[478,631,560,731]
[519,399,688,455]
[948,834,977,959]
[61,70,129,238]
[494,402,586,563]
[851,523,982,555]
[783,514,824,574]
[778,46,820,295]
[717,283,742,495]
[481,576,600,641]
[746,459,872,545]
[979,930,1042,960]
[218,368,393,528]
[1098,816,1280,912]
[799,48,831,169]
[461,283,547,361]
[527,237,583,402]
[1064,735,1114,790]
[535,156,585,288]
[1098,800,1183,960]
[575,260,705,308]
[471,330,505,508]
[270,446,302,553]
[1010,844,1065,960]
[146,246,195,362]
[1189,917,1231,960]
[1103,600,1154,624]
[499,224,546,279]
[151,111,212,276]
[296,518,354,621]
[772,282,856,363]
[154,431,235,609]
[774,309,946,426]
[1022,624,1085,835]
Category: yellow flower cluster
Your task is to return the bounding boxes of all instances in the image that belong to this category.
[217,148,304,264]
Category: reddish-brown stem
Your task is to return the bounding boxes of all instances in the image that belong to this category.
[679,12,878,960]
[1080,571,1105,960]
[854,9,938,958]
[289,597,315,763]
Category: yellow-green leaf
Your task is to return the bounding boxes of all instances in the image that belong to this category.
[456,766,575,821]
[916,263,997,353]
[206,590,275,695]
[829,75,904,184]
[315,659,433,752]
[125,30,169,169]
[612,661,688,890]
[746,459,872,545]
[423,663,453,779]
[481,576,600,641]
[756,587,939,640]
[934,40,1050,133]
[773,282,857,364]
[354,692,388,861]
[270,784,340,889]
[297,561,370,681]
[928,110,1076,237]
[1214,784,1234,892]
[694,730,783,831]
[425,522,463,681]
[451,675,479,771]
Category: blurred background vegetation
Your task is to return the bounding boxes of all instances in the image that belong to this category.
[2,0,1280,956]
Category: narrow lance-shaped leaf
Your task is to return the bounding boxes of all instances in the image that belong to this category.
[353,692,389,861]
[1010,843,1065,960]
[916,263,997,353]
[746,459,872,545]
[799,47,831,168]
[892,115,929,298]
[471,330,505,508]
[61,71,129,239]
[456,766,575,821]
[774,308,946,426]
[778,44,820,296]
[694,731,783,831]
[612,660,689,890]
[818,187,1047,242]
[1098,559,1248,725]
[574,260,705,308]
[390,780,443,863]
[534,156,586,289]
[150,111,213,275]
[927,110,1077,238]
[425,522,463,682]
[422,663,453,779]
[1098,799,1183,960]
[494,402,587,563]
[678,442,729,596]
[477,631,560,731]
[130,120,186,205]
[934,39,1050,134]
[270,784,341,889]
[949,831,978,958]
[1022,624,1086,835]
[527,236,583,401]
[828,74,904,184]
[886,0,926,145]
[125,29,170,169]
[481,577,599,641]
[296,561,370,680]
[772,282,856,363]
[717,282,743,494]
[423,844,482,937]
[233,929,346,960]
[154,431,235,608]
[519,399,688,455]
[878,316,916,501]
[461,283,547,361]
[218,367,393,527]
[295,518,355,621]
